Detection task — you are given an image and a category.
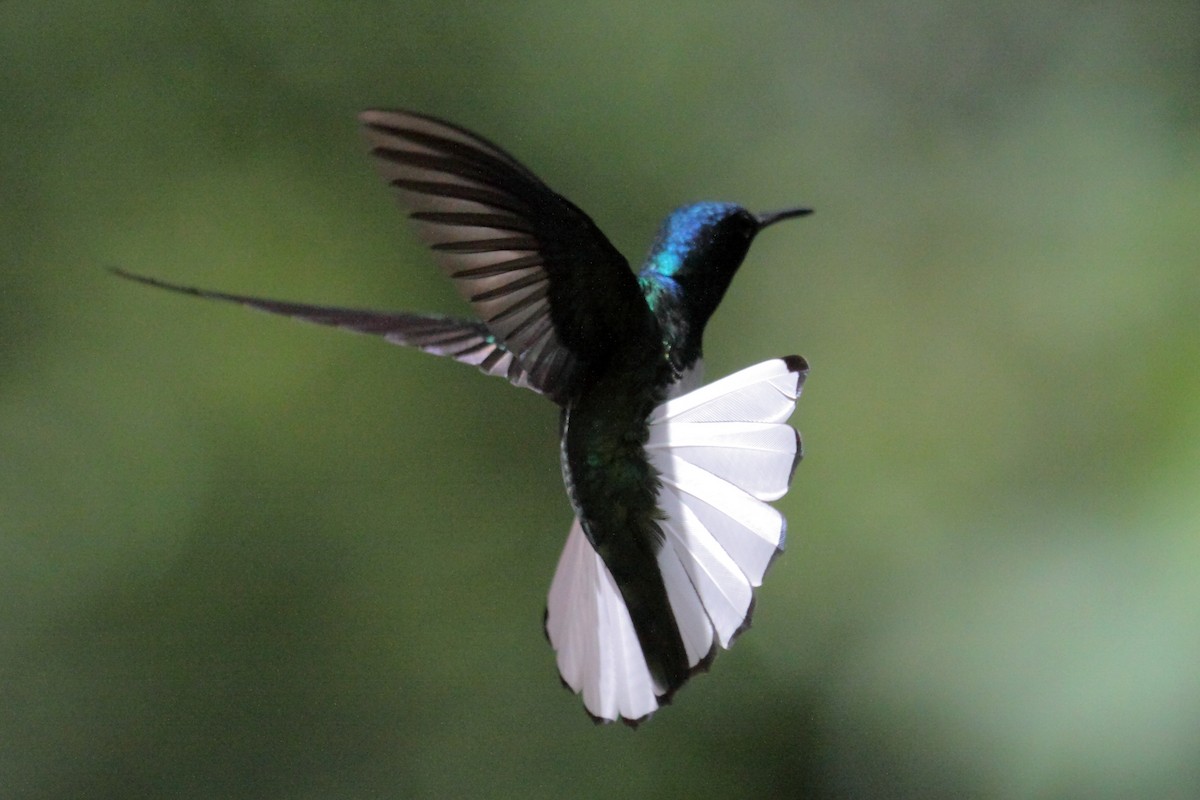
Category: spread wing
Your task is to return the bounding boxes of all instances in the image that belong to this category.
[109,269,538,391]
[360,109,649,403]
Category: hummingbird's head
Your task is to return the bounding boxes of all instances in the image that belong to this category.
[645,202,811,327]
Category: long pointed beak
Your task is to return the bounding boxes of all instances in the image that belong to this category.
[755,207,813,229]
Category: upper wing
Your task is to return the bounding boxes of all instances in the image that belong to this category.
[109,269,538,391]
[360,109,649,402]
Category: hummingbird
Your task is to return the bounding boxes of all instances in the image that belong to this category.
[115,109,810,725]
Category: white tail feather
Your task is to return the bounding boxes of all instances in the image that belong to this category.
[546,519,659,722]
[545,357,807,724]
[650,358,801,425]
[658,463,786,586]
[647,421,798,501]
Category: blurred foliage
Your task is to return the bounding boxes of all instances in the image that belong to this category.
[3,2,1199,798]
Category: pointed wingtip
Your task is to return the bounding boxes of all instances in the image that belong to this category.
[358,108,387,127]
[108,267,198,297]
[107,265,142,283]
[358,107,452,133]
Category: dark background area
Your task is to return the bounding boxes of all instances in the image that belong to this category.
[3,3,1198,798]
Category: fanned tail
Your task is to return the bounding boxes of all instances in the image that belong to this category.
[545,356,808,724]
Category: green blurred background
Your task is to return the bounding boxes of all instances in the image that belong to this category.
[3,3,1198,798]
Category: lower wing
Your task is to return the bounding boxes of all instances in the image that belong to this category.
[545,356,808,725]
[110,268,545,394]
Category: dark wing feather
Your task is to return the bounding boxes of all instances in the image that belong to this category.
[359,109,650,402]
[109,269,538,391]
